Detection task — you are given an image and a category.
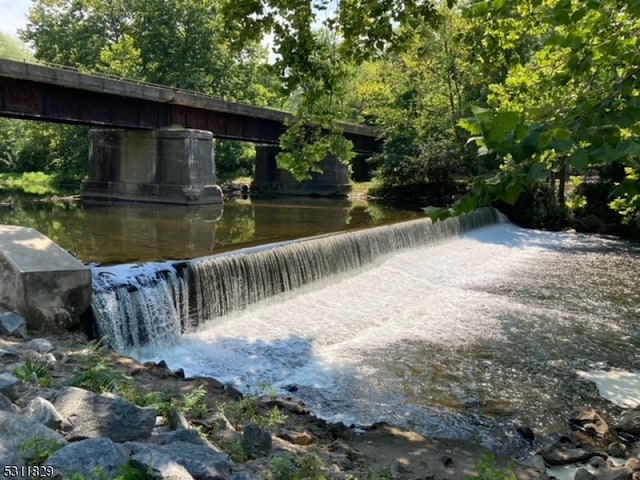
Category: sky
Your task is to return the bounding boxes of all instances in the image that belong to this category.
[0,0,30,39]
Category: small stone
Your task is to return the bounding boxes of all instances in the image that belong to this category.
[608,441,629,458]
[570,407,610,437]
[0,372,22,401]
[539,434,602,465]
[242,423,272,456]
[27,338,55,353]
[627,457,640,471]
[167,407,190,430]
[0,312,27,339]
[277,429,313,445]
[0,392,19,414]
[0,347,20,361]
[617,410,640,438]
[440,455,453,467]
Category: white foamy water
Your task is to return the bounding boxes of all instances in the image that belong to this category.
[138,222,640,449]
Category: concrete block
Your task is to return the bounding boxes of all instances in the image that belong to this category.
[0,225,91,331]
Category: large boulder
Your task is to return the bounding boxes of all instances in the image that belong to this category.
[127,441,231,480]
[0,410,67,466]
[52,386,156,442]
[46,438,127,479]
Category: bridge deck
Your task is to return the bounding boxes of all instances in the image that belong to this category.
[0,58,379,152]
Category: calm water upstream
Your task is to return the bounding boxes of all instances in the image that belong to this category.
[0,197,422,264]
[138,222,640,454]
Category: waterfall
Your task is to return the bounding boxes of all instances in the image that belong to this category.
[91,262,189,352]
[91,207,502,351]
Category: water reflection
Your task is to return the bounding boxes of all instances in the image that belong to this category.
[0,196,422,264]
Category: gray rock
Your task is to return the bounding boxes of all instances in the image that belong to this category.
[539,435,602,465]
[128,441,231,480]
[168,407,190,430]
[0,373,23,402]
[53,386,156,442]
[21,397,65,430]
[0,410,67,465]
[277,428,313,445]
[578,456,633,480]
[155,428,214,447]
[0,392,20,414]
[128,442,196,480]
[47,438,127,479]
[570,407,610,437]
[242,423,272,457]
[0,312,27,339]
[607,441,629,458]
[0,346,20,361]
[229,472,258,480]
[27,338,55,353]
[617,411,640,438]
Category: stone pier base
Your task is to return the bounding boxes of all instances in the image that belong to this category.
[82,128,223,205]
[0,225,91,331]
[252,145,351,197]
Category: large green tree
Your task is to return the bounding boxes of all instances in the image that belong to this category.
[454,0,640,227]
[17,0,272,179]
[217,0,445,180]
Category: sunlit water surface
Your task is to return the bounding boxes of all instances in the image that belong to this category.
[140,223,640,454]
[0,197,421,264]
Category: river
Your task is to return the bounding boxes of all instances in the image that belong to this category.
[138,221,640,454]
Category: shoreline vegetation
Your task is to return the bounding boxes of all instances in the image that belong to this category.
[1,331,545,480]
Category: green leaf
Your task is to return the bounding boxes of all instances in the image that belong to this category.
[501,179,524,205]
[568,149,590,169]
[527,162,546,181]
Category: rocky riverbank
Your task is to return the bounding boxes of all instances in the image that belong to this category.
[1,321,639,479]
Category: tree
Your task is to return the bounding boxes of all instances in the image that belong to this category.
[19,0,272,179]
[217,0,444,180]
[455,0,640,227]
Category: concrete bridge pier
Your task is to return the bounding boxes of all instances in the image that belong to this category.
[82,128,223,205]
[252,145,352,197]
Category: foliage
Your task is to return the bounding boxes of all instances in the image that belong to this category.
[464,453,517,480]
[65,461,148,480]
[17,0,272,179]
[68,340,130,393]
[268,453,327,480]
[0,172,67,196]
[349,4,494,192]
[0,119,89,183]
[17,436,64,465]
[456,0,640,227]
[222,391,287,431]
[13,355,53,387]
[0,32,33,59]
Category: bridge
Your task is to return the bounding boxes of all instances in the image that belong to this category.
[0,58,380,203]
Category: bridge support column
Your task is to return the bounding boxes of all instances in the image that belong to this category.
[82,128,223,205]
[252,145,351,197]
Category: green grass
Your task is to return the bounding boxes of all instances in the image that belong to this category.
[0,171,79,196]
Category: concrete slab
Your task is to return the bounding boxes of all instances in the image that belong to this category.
[0,225,91,331]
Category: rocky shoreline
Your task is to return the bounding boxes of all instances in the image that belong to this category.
[1,321,639,479]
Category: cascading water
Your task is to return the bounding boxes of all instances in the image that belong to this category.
[91,207,503,351]
[91,262,190,351]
